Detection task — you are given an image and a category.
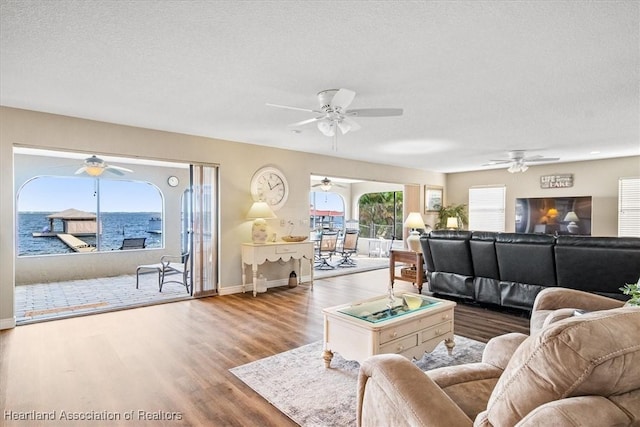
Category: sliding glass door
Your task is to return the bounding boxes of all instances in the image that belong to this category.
[189,164,218,296]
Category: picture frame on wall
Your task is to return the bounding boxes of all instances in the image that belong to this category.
[425,186,443,212]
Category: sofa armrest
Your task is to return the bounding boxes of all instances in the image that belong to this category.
[481,333,528,370]
[530,288,626,333]
[358,354,473,427]
[514,396,633,427]
[532,287,625,313]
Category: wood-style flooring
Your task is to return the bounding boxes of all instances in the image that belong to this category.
[0,268,530,426]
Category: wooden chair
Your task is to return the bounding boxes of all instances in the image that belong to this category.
[315,231,339,270]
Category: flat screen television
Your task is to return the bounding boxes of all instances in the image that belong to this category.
[515,196,592,235]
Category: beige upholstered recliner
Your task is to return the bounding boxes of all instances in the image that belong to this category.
[357,306,640,427]
[530,286,626,334]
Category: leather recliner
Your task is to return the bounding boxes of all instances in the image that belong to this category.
[357,306,640,426]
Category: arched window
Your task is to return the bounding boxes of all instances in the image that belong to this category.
[17,176,163,256]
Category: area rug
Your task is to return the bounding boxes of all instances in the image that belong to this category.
[230,335,485,427]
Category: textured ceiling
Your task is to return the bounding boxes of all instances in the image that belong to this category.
[1,1,638,173]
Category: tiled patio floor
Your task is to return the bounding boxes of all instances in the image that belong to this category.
[14,254,391,325]
[15,271,191,325]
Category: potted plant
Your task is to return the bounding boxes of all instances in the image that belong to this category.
[435,204,468,230]
[620,277,640,306]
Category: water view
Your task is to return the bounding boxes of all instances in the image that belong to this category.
[18,212,162,256]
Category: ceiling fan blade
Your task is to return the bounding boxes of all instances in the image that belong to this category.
[338,116,361,134]
[345,108,403,117]
[288,117,324,127]
[107,165,133,173]
[331,89,356,110]
[266,103,321,114]
[484,160,512,165]
[74,166,88,174]
[524,157,560,163]
[105,168,125,176]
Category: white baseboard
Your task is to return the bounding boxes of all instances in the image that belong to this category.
[218,277,310,295]
[0,316,16,330]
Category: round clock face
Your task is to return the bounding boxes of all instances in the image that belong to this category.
[250,166,289,211]
[167,176,179,187]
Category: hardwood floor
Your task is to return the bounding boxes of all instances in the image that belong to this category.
[0,269,530,426]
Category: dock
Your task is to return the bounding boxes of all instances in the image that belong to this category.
[56,234,95,252]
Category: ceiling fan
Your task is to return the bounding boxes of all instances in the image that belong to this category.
[267,88,403,150]
[311,177,346,191]
[483,150,560,173]
[75,155,133,177]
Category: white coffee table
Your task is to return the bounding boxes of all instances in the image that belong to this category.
[322,292,456,367]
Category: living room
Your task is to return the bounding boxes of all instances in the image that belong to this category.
[1,1,639,425]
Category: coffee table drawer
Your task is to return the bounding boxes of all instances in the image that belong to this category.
[420,321,452,343]
[379,310,453,344]
[379,334,418,354]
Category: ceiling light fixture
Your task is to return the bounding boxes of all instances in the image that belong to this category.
[507,161,528,173]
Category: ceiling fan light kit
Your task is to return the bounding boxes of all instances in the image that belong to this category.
[311,177,346,192]
[267,88,403,151]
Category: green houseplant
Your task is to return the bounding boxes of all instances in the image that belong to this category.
[435,204,468,230]
[620,277,640,306]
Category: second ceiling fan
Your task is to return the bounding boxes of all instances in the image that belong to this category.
[483,150,560,173]
[267,88,403,149]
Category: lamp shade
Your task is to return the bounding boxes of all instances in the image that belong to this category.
[246,201,277,220]
[446,217,459,229]
[403,212,424,229]
[563,211,579,222]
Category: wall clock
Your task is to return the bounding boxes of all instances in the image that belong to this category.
[167,176,180,187]
[250,166,289,211]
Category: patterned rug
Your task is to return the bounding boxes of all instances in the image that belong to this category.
[230,335,485,427]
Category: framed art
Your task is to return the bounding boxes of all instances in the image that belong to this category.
[425,186,443,212]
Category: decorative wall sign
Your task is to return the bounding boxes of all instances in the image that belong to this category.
[540,174,573,189]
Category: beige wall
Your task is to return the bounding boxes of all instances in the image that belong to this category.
[445,156,640,236]
[0,107,444,328]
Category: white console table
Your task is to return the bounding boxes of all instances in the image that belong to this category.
[241,241,315,296]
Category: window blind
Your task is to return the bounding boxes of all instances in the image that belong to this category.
[468,186,506,232]
[619,177,640,237]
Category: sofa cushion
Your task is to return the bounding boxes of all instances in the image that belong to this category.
[428,231,474,276]
[495,233,556,286]
[481,307,640,426]
[555,235,640,298]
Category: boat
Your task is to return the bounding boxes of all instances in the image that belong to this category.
[147,217,162,234]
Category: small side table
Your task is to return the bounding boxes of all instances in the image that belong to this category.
[389,249,424,293]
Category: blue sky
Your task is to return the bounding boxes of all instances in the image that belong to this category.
[18,176,163,213]
[310,191,344,212]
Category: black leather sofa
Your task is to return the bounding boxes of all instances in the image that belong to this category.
[420,231,640,310]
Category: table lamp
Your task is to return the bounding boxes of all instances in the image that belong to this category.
[247,201,277,243]
[563,211,580,234]
[404,212,425,252]
[446,217,459,230]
